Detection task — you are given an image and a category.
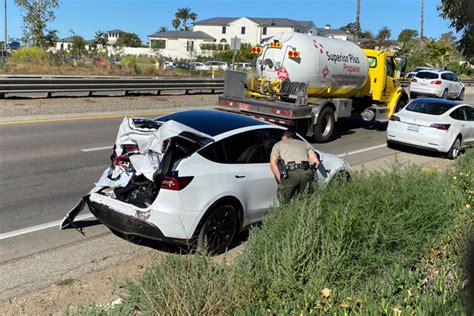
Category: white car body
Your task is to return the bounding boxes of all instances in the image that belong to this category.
[205,61,229,70]
[61,110,351,252]
[387,98,474,158]
[410,70,465,100]
[189,62,210,71]
[235,62,253,70]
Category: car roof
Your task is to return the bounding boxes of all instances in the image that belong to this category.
[155,110,269,137]
[417,69,453,74]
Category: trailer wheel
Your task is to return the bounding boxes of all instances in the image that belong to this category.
[313,107,335,143]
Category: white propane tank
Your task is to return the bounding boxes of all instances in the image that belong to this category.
[256,32,369,98]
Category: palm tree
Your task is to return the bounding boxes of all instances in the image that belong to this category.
[355,0,361,43]
[159,27,168,33]
[172,7,198,31]
[420,0,424,40]
[376,26,391,49]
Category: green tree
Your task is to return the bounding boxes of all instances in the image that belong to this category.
[172,7,198,31]
[15,0,60,47]
[70,35,87,57]
[397,29,419,43]
[340,22,357,35]
[425,39,452,68]
[376,26,391,48]
[159,27,168,33]
[92,31,107,48]
[439,0,473,59]
[115,32,143,47]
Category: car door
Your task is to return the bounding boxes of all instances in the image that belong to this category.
[221,129,277,224]
[462,107,474,145]
[449,107,472,146]
[451,73,462,96]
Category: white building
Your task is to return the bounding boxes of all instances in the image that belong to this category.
[316,24,354,41]
[105,29,126,45]
[193,17,317,45]
[148,30,216,59]
[55,36,92,52]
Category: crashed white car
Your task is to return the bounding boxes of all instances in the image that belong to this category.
[61,110,352,253]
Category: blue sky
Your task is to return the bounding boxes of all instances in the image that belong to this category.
[5,0,454,42]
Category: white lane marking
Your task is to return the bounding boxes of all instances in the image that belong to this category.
[81,146,111,152]
[337,143,387,158]
[0,213,95,240]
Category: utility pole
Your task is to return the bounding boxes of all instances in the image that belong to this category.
[355,0,361,44]
[420,0,424,45]
[3,0,6,62]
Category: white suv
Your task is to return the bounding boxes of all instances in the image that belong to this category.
[61,110,352,254]
[410,70,465,100]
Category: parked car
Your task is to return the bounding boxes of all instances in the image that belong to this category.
[387,98,474,159]
[410,70,465,100]
[189,62,210,71]
[204,61,229,70]
[176,62,190,70]
[61,110,352,254]
[406,67,437,79]
[235,62,253,70]
[163,60,176,70]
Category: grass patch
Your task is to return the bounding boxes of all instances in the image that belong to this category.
[74,150,474,315]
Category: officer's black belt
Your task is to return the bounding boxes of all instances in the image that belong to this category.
[285,161,310,170]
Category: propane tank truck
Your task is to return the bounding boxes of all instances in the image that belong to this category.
[217,32,408,142]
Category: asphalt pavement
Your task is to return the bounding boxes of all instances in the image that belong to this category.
[1,91,473,301]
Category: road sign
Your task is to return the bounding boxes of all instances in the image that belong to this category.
[230,37,241,51]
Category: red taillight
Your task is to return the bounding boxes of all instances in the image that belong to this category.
[115,155,130,168]
[431,80,442,85]
[121,144,139,154]
[252,47,262,54]
[160,176,194,191]
[430,123,450,131]
[389,115,401,121]
[288,50,300,58]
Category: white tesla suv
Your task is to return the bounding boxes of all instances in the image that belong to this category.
[61,110,352,253]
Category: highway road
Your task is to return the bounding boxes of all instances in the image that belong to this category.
[1,91,473,301]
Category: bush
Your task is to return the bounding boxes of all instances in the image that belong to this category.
[75,151,474,315]
[8,47,50,65]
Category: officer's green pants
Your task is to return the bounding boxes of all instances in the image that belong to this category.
[277,168,314,203]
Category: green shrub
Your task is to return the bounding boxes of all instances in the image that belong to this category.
[8,47,50,65]
[74,151,473,315]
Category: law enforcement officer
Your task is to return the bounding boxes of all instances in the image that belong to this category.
[270,130,320,203]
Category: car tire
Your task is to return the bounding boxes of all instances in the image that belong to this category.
[441,89,449,99]
[197,204,238,255]
[447,136,462,160]
[457,88,465,101]
[313,106,335,143]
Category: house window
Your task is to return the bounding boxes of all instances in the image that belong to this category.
[187,40,194,52]
[263,27,267,35]
[222,26,226,34]
[152,39,166,49]
[241,27,246,35]
[60,43,64,50]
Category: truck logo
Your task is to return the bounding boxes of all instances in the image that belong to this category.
[277,67,289,80]
[322,65,330,78]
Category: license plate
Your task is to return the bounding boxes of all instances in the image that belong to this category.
[407,124,419,132]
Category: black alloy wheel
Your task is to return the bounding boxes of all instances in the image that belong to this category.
[198,204,238,255]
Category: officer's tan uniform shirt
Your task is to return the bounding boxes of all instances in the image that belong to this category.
[270,139,313,163]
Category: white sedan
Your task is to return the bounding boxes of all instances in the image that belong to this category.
[61,110,352,254]
[387,98,474,159]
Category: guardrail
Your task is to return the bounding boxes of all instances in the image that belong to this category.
[0,76,224,98]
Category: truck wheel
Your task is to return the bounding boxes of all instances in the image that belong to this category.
[313,107,335,143]
[395,99,407,113]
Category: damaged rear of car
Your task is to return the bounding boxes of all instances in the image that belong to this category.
[61,116,215,247]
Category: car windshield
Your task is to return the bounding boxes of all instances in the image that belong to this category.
[406,100,455,115]
[415,71,438,79]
